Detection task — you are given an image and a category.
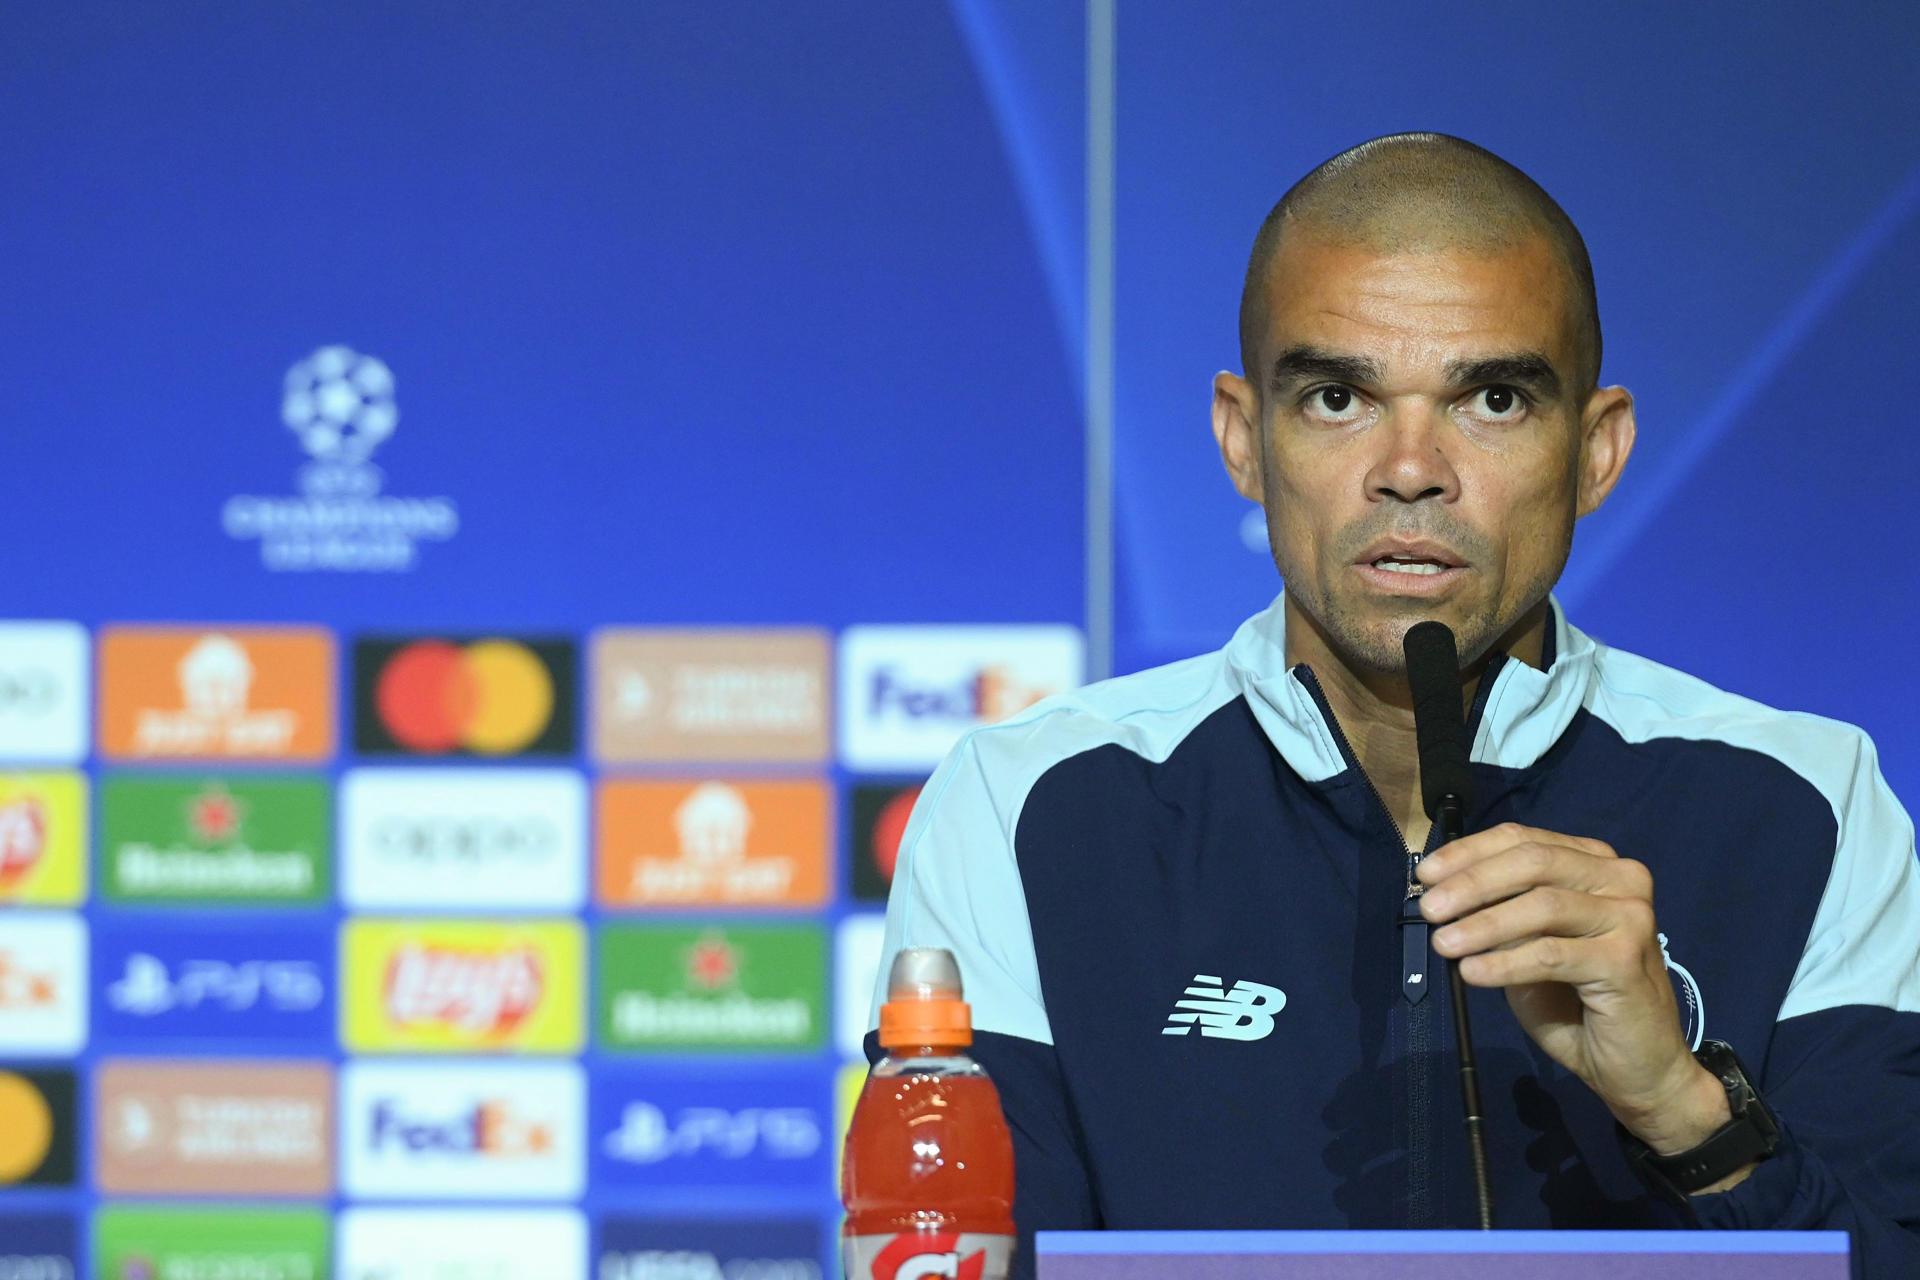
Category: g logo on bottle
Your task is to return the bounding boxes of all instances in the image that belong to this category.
[848,1232,1012,1280]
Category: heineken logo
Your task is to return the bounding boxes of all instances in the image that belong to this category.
[102,776,329,905]
[598,925,824,1052]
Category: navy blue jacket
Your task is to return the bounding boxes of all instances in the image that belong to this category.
[866,598,1920,1277]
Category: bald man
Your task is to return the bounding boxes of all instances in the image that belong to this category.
[866,134,1920,1277]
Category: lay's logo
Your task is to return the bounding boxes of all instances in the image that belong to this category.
[383,944,543,1036]
[0,774,87,905]
[344,921,583,1053]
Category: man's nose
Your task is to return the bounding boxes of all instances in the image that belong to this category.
[1363,404,1460,504]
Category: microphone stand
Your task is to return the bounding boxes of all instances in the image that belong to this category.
[1434,790,1494,1230]
[1404,621,1495,1230]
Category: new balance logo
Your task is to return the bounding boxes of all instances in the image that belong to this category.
[1162,974,1286,1041]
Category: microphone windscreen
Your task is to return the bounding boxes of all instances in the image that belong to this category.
[1403,620,1474,818]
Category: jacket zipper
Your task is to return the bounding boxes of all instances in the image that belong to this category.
[1291,656,1506,1230]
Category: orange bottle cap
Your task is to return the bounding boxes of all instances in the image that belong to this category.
[878,947,973,1050]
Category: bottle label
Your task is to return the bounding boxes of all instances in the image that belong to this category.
[842,1232,1014,1280]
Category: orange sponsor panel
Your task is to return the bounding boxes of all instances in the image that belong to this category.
[597,779,830,908]
[98,628,335,762]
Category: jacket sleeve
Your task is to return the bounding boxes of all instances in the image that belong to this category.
[1690,733,1920,1277]
[864,728,1102,1276]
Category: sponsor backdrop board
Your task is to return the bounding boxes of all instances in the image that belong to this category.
[3,2,1911,1274]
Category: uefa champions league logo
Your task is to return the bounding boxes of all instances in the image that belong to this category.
[282,344,398,466]
[222,345,458,572]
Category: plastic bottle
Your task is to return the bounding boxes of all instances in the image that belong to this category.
[842,947,1016,1280]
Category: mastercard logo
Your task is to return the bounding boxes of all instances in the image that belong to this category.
[0,1069,72,1187]
[356,638,576,757]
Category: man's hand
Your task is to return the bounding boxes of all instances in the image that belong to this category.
[1416,823,1746,1181]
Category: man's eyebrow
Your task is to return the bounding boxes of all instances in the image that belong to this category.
[1268,346,1383,392]
[1447,353,1562,398]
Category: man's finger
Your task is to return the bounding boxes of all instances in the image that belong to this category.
[1431,885,1628,958]
[1416,822,1614,885]
[1421,844,1648,924]
[1454,930,1649,991]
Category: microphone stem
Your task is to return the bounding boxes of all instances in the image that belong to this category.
[1437,793,1495,1229]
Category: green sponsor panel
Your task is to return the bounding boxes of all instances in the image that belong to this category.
[100,775,330,905]
[94,1205,329,1280]
[598,923,826,1052]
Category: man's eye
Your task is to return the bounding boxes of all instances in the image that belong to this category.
[1472,385,1526,418]
[1319,387,1352,412]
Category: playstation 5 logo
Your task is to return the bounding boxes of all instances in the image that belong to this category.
[1162,974,1286,1041]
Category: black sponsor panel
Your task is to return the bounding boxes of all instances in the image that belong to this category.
[352,637,577,757]
[848,782,924,902]
[0,1069,76,1188]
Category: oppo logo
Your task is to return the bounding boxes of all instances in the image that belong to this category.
[372,817,556,863]
[0,672,58,713]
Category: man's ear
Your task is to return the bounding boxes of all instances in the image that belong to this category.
[1213,371,1265,503]
[1575,384,1636,518]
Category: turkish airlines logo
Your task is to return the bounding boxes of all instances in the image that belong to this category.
[355,637,576,757]
[384,944,542,1036]
[1161,974,1286,1041]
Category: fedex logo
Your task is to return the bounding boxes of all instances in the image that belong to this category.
[343,1062,583,1199]
[838,626,1084,771]
[864,666,1049,724]
[369,1099,554,1157]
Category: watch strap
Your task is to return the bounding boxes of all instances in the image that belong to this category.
[1619,1040,1780,1206]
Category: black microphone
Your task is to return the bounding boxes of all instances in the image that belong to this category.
[1403,620,1495,1230]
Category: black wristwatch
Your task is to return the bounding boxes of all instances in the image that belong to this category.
[1618,1040,1781,1209]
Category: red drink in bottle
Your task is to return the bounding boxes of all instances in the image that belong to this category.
[842,947,1016,1280]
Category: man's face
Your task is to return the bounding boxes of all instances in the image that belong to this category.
[1216,231,1630,674]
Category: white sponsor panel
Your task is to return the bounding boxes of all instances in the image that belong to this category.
[342,768,587,910]
[338,1207,586,1280]
[835,913,887,1059]
[341,1060,584,1198]
[0,911,87,1054]
[836,626,1084,771]
[0,623,89,764]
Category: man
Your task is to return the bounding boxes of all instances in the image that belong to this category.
[866,134,1920,1276]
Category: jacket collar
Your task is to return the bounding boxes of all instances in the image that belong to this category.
[1223,593,1601,784]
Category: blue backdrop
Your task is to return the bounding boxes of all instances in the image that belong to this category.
[2,3,1916,1275]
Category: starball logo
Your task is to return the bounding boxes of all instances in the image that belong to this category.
[222,345,459,572]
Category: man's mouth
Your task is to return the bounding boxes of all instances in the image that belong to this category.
[1370,555,1453,577]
